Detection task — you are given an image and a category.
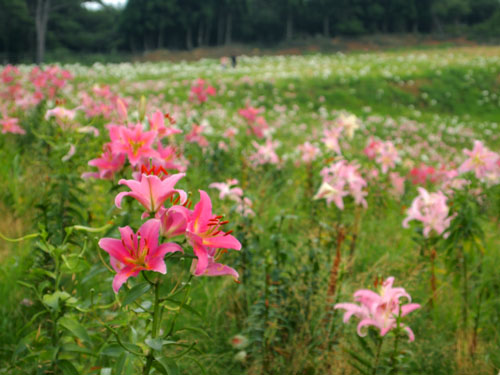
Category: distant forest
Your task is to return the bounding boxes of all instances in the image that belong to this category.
[1,0,500,63]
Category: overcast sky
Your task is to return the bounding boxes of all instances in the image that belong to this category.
[85,0,127,10]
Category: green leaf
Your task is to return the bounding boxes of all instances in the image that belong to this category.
[178,326,211,340]
[162,299,201,317]
[59,316,91,343]
[61,343,95,356]
[101,344,124,357]
[114,352,128,375]
[57,360,79,375]
[42,291,62,310]
[185,356,207,375]
[122,282,151,307]
[101,342,142,356]
[17,310,48,336]
[154,355,180,375]
[152,362,167,375]
[16,280,36,290]
[62,254,88,273]
[145,337,164,351]
[344,348,372,369]
[356,335,374,357]
[348,359,369,375]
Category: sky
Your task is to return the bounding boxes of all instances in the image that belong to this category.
[84,0,127,10]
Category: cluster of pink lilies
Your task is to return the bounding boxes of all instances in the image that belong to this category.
[99,170,242,293]
[1,65,72,134]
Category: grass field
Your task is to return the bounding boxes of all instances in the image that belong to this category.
[1,46,500,375]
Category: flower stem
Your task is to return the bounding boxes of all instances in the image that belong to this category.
[143,279,161,375]
[430,248,437,308]
[372,336,384,375]
[0,231,40,242]
[327,226,345,300]
[390,330,400,375]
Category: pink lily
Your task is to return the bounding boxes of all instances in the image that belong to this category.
[298,142,320,164]
[375,141,400,174]
[189,78,216,104]
[364,137,382,159]
[238,106,262,123]
[148,110,181,138]
[1,117,25,135]
[186,190,241,276]
[45,107,76,130]
[314,160,367,209]
[115,98,128,123]
[115,173,187,216]
[209,179,243,201]
[322,126,343,154]
[84,143,126,180]
[159,205,191,238]
[98,219,182,293]
[314,181,348,210]
[402,187,454,238]
[249,138,280,166]
[335,277,420,341]
[458,140,499,179]
[109,124,159,166]
[185,124,209,147]
[190,247,239,280]
[389,172,405,197]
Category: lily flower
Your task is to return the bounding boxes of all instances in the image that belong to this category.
[335,277,420,341]
[159,205,191,238]
[190,247,239,280]
[148,110,181,138]
[109,123,159,166]
[1,116,25,135]
[209,179,243,201]
[314,181,348,210]
[186,190,241,276]
[84,143,126,179]
[115,173,186,216]
[402,187,454,238]
[458,140,499,179]
[98,220,182,293]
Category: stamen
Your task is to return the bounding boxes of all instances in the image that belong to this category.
[224,230,233,236]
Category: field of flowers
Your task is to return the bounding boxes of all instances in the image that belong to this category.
[1,46,500,375]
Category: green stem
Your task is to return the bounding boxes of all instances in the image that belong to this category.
[100,322,145,357]
[152,280,161,338]
[143,279,161,375]
[165,280,191,338]
[390,331,400,375]
[372,337,383,375]
[54,253,62,291]
[461,246,468,330]
[0,231,40,242]
[51,311,61,374]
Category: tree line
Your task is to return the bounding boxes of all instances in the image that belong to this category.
[1,0,500,64]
